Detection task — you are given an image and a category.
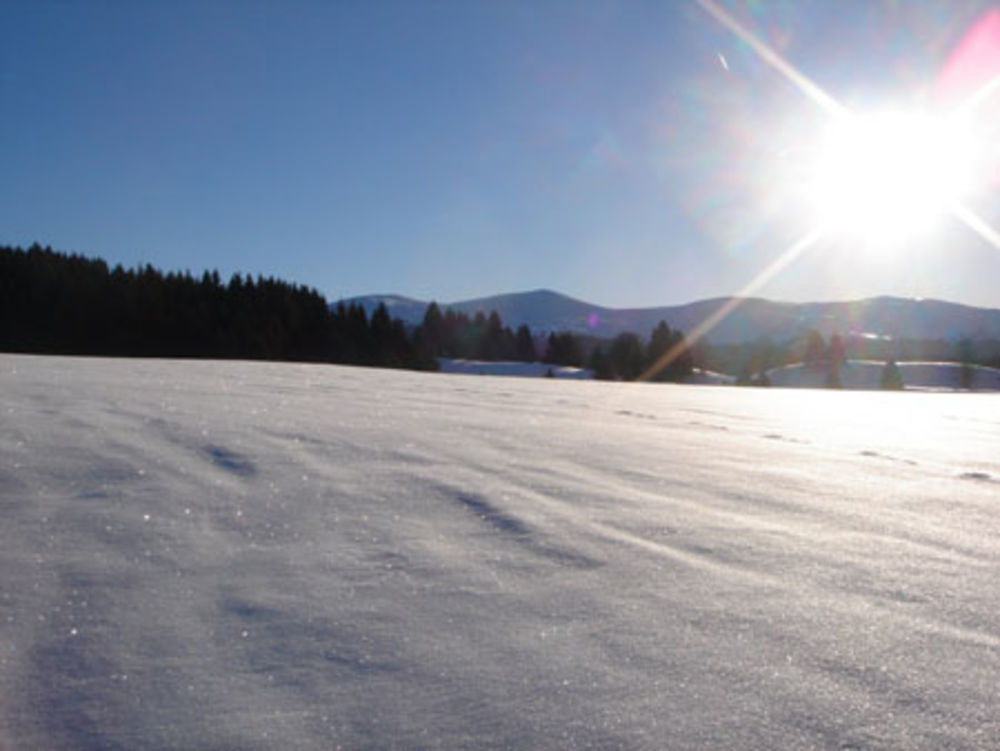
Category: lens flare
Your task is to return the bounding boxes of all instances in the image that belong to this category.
[808,111,979,245]
[645,1,1000,382]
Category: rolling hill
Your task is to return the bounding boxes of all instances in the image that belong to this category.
[347,290,1000,344]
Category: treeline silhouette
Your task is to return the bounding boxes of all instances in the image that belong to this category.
[415,302,693,381]
[1,244,429,368]
[1,244,695,382]
[416,303,538,363]
[704,327,1000,387]
[587,322,693,382]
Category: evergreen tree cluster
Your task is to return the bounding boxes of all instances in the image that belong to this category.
[415,303,694,382]
[2,244,696,383]
[704,328,1000,381]
[544,332,584,367]
[414,302,586,367]
[414,303,587,367]
[586,321,693,382]
[723,328,909,390]
[415,304,538,363]
[1,244,431,369]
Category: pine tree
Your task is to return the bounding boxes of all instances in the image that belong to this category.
[545,332,584,367]
[421,302,445,357]
[804,329,826,370]
[514,325,536,362]
[957,338,974,389]
[477,311,505,360]
[587,346,613,380]
[609,332,644,381]
[645,321,672,379]
[828,333,846,369]
[880,359,904,390]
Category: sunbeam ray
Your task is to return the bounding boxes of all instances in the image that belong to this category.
[954,72,1000,117]
[639,227,824,381]
[696,0,1000,310]
[951,202,1000,253]
[696,0,846,117]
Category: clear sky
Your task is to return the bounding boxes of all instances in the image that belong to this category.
[3,0,1000,308]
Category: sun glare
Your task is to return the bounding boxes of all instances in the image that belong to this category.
[807,110,980,246]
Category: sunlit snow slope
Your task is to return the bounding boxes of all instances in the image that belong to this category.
[2,354,999,750]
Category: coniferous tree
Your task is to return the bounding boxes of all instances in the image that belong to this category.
[441,310,464,357]
[0,244,438,371]
[745,336,777,378]
[545,332,584,367]
[514,325,536,362]
[499,325,517,361]
[880,359,904,390]
[957,338,975,389]
[587,346,613,380]
[803,329,826,370]
[825,333,846,388]
[645,321,673,381]
[369,302,393,364]
[477,311,505,360]
[690,339,712,374]
[609,332,645,381]
[664,330,694,382]
[421,302,445,357]
[829,333,846,369]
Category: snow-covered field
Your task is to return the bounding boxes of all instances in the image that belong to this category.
[768,361,1000,391]
[438,358,1000,392]
[438,358,592,379]
[2,354,999,750]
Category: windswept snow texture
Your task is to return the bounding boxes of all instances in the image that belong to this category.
[2,354,1000,750]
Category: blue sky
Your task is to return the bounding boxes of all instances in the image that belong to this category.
[3,0,1000,308]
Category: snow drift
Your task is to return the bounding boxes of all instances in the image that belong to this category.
[2,354,999,749]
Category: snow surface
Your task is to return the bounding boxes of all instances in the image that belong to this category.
[438,358,592,379]
[2,354,1000,750]
[684,368,735,386]
[768,360,1000,391]
[437,360,734,386]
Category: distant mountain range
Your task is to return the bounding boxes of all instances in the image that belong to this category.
[344,289,1000,345]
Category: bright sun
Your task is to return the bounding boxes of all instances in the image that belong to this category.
[807,110,980,246]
